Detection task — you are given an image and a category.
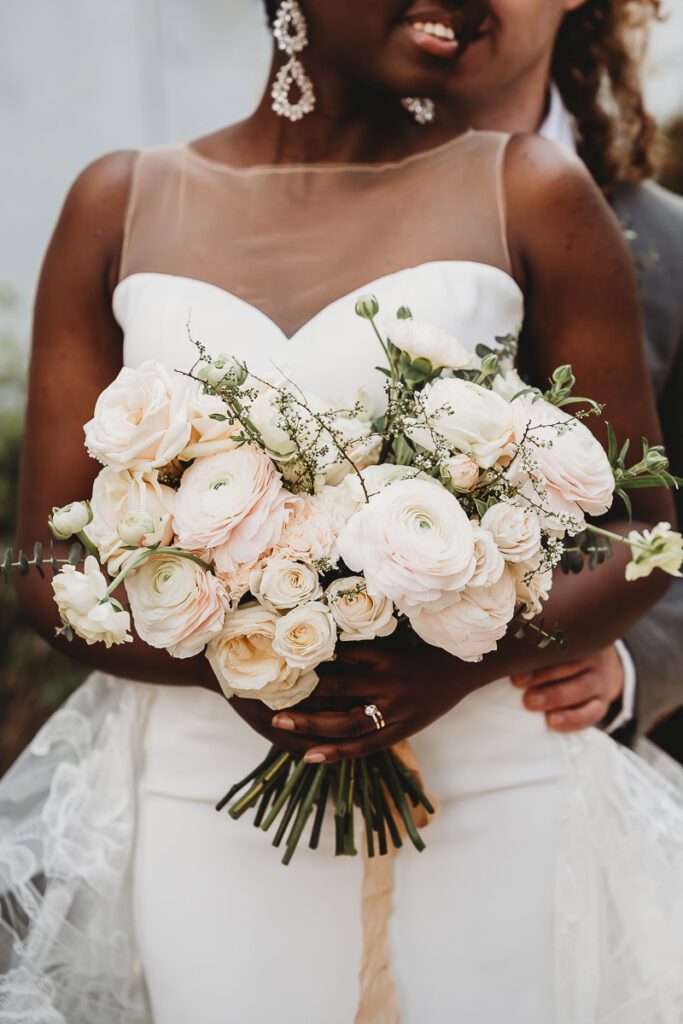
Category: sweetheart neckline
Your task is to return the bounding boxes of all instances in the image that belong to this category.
[112,262,524,344]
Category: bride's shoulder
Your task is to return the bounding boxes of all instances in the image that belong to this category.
[57,150,138,244]
[503,132,604,214]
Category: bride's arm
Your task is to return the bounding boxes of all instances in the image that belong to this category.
[254,135,677,759]
[14,154,218,691]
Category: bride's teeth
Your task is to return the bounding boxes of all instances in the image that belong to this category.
[412,20,456,42]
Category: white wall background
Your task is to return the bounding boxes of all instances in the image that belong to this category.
[1,0,682,348]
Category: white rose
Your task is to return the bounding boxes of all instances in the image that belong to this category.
[84,360,193,471]
[441,454,480,492]
[207,603,319,710]
[410,567,516,662]
[86,468,175,573]
[408,377,515,469]
[172,445,291,574]
[481,502,542,564]
[385,316,475,370]
[511,396,614,531]
[511,555,554,620]
[49,501,93,540]
[52,556,132,648]
[179,391,239,461]
[272,601,338,671]
[469,524,506,588]
[338,477,476,613]
[124,553,225,659]
[251,558,322,611]
[625,523,683,581]
[326,577,397,641]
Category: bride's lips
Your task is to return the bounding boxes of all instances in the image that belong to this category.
[400,9,461,59]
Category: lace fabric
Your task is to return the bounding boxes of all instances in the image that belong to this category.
[0,674,153,1023]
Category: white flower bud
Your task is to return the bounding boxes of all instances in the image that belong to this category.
[355,294,380,319]
[49,501,93,540]
[116,509,166,548]
[625,522,683,581]
[206,354,248,388]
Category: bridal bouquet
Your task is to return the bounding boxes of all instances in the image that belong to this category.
[5,296,682,863]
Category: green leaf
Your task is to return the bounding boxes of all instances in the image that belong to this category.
[606,423,619,465]
[209,413,228,421]
[18,551,30,576]
[68,542,83,566]
[618,438,631,464]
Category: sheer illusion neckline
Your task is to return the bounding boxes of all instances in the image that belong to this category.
[182,128,477,176]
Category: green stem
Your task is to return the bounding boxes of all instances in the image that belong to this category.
[272,768,310,848]
[379,750,426,853]
[261,757,307,832]
[309,770,331,851]
[76,530,101,560]
[105,546,213,597]
[585,523,650,553]
[282,764,326,866]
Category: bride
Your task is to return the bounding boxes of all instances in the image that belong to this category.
[3,1,683,1021]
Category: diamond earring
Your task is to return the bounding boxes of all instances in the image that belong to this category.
[401,97,436,125]
[271,1,316,122]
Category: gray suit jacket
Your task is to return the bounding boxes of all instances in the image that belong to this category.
[611,181,683,733]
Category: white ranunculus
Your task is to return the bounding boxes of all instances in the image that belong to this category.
[338,477,476,613]
[84,360,194,471]
[481,501,542,564]
[408,377,515,469]
[251,558,322,611]
[385,316,475,370]
[441,454,480,492]
[124,553,225,659]
[341,464,425,514]
[624,523,683,581]
[410,567,516,662]
[206,603,320,710]
[249,389,301,460]
[52,556,132,648]
[272,601,338,671]
[326,577,397,641]
[469,524,506,588]
[511,555,554,620]
[86,467,175,573]
[49,501,93,540]
[179,392,239,461]
[510,396,614,531]
[116,509,168,548]
[172,445,291,574]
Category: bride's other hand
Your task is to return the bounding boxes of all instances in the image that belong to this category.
[511,645,626,732]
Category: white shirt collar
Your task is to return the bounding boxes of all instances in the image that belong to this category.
[539,84,577,152]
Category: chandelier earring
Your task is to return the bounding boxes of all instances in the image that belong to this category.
[271,1,316,122]
[401,97,436,125]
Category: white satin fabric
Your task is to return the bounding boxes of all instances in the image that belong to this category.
[2,265,683,1024]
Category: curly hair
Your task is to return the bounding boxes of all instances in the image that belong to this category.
[552,0,664,191]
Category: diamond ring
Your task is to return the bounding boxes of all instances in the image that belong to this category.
[364,704,386,731]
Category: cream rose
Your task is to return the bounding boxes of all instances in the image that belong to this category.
[410,567,516,662]
[511,555,554,620]
[52,556,132,648]
[86,467,175,573]
[172,445,291,574]
[206,603,319,710]
[442,454,480,492]
[481,501,542,564]
[469,524,506,588]
[124,553,225,659]
[251,558,322,611]
[326,577,397,642]
[511,396,614,531]
[84,360,193,471]
[179,391,239,461]
[338,477,476,613]
[408,377,515,469]
[272,601,337,671]
[385,316,475,370]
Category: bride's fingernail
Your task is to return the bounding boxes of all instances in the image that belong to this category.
[272,715,295,730]
[304,751,326,763]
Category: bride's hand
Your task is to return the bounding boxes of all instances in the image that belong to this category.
[260,629,475,763]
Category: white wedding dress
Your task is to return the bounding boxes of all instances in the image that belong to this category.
[2,133,683,1024]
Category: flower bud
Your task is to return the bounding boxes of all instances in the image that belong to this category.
[645,447,669,472]
[206,354,248,388]
[355,294,380,320]
[49,501,93,540]
[117,510,165,548]
[441,454,480,492]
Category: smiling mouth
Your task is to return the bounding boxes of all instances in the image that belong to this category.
[401,4,488,59]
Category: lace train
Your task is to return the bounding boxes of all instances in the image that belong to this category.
[0,673,153,1024]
